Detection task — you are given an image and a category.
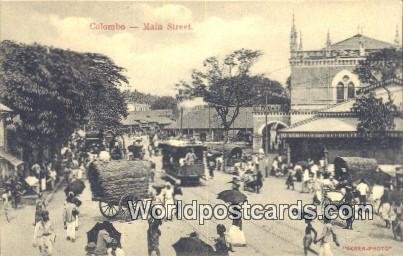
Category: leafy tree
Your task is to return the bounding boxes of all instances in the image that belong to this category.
[354,48,402,86]
[251,76,290,108]
[150,96,177,110]
[0,40,127,162]
[122,89,158,105]
[352,48,400,155]
[178,49,263,143]
[351,92,397,154]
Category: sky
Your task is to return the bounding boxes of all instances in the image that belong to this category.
[0,0,401,96]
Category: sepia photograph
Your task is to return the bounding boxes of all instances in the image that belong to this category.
[0,0,402,255]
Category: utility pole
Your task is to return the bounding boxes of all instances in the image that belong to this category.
[265,94,269,154]
[180,107,183,137]
[208,105,211,140]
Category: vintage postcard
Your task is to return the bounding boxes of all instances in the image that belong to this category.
[0,1,402,255]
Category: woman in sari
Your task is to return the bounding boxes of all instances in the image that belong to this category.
[33,210,55,256]
[227,204,246,247]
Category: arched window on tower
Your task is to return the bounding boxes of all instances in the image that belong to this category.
[347,82,355,99]
[336,82,344,103]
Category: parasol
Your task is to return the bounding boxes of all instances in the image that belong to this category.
[172,237,214,256]
[67,179,86,195]
[217,189,247,204]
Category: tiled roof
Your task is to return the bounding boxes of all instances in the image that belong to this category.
[329,34,396,51]
[165,107,254,130]
[122,110,174,126]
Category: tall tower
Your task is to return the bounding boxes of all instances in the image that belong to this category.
[290,14,298,54]
[325,30,331,56]
[299,31,303,51]
[394,25,400,46]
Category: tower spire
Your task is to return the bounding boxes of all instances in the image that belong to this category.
[394,25,400,46]
[326,30,331,48]
[299,31,303,51]
[290,13,298,53]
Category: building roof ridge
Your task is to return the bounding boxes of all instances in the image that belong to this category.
[319,99,356,112]
[357,77,403,94]
[285,115,322,130]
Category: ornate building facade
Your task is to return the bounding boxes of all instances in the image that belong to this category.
[253,16,402,164]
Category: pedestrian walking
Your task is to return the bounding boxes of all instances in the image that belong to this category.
[48,165,57,190]
[379,200,392,228]
[344,187,355,230]
[356,179,370,204]
[147,217,162,256]
[107,238,125,256]
[150,161,156,182]
[208,153,216,179]
[286,168,295,190]
[301,168,310,193]
[303,219,317,256]
[148,144,154,158]
[34,193,46,225]
[33,210,56,256]
[163,183,175,220]
[315,220,340,256]
[2,190,10,222]
[255,169,263,193]
[228,211,246,247]
[271,158,279,176]
[63,193,78,242]
[214,224,232,256]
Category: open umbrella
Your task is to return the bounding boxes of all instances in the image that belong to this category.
[217,189,247,204]
[172,237,214,256]
[87,222,104,244]
[67,179,85,195]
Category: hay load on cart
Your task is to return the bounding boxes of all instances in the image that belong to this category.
[87,160,151,218]
[334,156,379,184]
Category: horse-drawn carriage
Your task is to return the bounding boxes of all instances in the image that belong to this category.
[87,160,152,218]
[314,157,379,207]
[205,142,250,172]
[84,130,126,160]
[159,140,206,185]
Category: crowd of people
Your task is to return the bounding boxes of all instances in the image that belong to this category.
[3,129,402,256]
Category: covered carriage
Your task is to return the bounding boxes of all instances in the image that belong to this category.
[87,160,151,218]
[333,156,379,184]
[205,142,250,172]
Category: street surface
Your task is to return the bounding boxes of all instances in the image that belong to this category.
[1,150,403,256]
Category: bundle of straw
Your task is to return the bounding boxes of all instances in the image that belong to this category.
[88,160,150,203]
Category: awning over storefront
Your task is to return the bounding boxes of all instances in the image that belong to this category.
[279,117,403,139]
[0,149,23,167]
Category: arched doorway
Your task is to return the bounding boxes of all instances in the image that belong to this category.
[260,122,288,153]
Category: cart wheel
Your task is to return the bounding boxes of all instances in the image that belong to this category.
[99,201,119,218]
[119,193,139,221]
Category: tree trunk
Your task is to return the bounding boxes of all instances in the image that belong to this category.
[223,128,229,172]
